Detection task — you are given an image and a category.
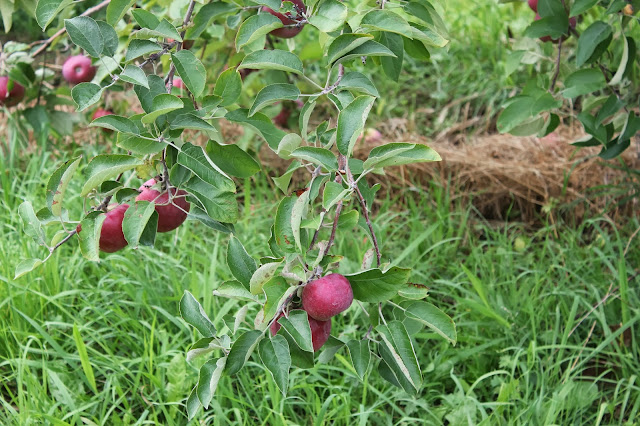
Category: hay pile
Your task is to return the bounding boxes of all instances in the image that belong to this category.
[259,120,640,226]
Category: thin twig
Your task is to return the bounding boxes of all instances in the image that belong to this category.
[31,0,112,57]
[550,37,563,92]
[165,0,198,91]
[321,64,345,95]
[347,165,381,266]
[322,154,347,256]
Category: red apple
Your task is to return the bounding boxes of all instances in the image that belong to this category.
[273,106,291,128]
[357,128,383,144]
[136,179,190,232]
[528,0,537,12]
[99,204,130,253]
[62,55,97,85]
[92,109,114,133]
[0,76,25,107]
[262,0,306,39]
[301,274,353,321]
[173,78,186,90]
[270,311,332,351]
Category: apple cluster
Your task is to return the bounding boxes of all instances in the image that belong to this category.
[528,0,577,43]
[270,274,353,351]
[97,179,191,253]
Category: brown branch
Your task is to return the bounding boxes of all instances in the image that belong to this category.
[165,0,198,91]
[347,166,381,267]
[321,154,347,256]
[321,64,345,95]
[31,0,112,57]
[550,37,563,92]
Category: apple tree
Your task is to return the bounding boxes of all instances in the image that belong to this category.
[498,0,640,160]
[7,0,457,417]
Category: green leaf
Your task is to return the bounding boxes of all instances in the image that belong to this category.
[78,212,106,261]
[249,261,281,295]
[16,200,48,247]
[290,147,338,172]
[290,190,309,253]
[197,357,226,409]
[240,49,303,75]
[227,236,257,290]
[360,9,415,38]
[141,94,184,124]
[249,83,300,117]
[576,21,612,67]
[276,133,302,159]
[278,309,314,353]
[262,277,295,327]
[80,155,143,197]
[571,0,599,17]
[258,335,291,395]
[131,19,181,41]
[322,181,348,210]
[170,114,216,133]
[178,143,235,192]
[213,280,258,302]
[213,68,242,107]
[46,156,81,216]
[346,339,370,380]
[225,109,286,150]
[404,301,456,345]
[131,8,159,28]
[186,2,237,40]
[206,141,261,178]
[65,16,103,57]
[338,72,379,97]
[125,39,162,62]
[235,13,283,50]
[122,201,157,248]
[563,69,607,99]
[117,135,167,155]
[186,386,201,420]
[327,34,374,66]
[308,0,346,32]
[14,258,45,279]
[183,178,238,223]
[273,161,303,194]
[364,143,440,169]
[97,21,118,57]
[226,330,263,375]
[346,267,411,303]
[378,32,404,82]
[119,65,149,88]
[336,95,376,155]
[106,0,136,26]
[376,321,422,393]
[180,290,217,337]
[90,115,139,134]
[172,50,206,97]
[610,35,631,86]
[274,196,297,253]
[0,0,14,32]
[36,0,74,30]
[71,83,103,111]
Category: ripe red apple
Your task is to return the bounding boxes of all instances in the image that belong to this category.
[136,179,190,232]
[301,274,353,321]
[0,76,25,107]
[62,55,97,85]
[99,204,130,253]
[528,0,537,12]
[173,78,186,90]
[262,0,306,39]
[270,311,332,351]
[92,108,113,120]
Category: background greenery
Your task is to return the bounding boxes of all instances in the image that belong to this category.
[1,0,639,424]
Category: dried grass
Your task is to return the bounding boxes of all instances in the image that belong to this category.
[259,119,640,226]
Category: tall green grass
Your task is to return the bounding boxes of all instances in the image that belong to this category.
[1,116,638,424]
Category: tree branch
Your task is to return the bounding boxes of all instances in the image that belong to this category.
[321,154,347,256]
[31,0,112,57]
[165,0,198,91]
[550,37,563,92]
